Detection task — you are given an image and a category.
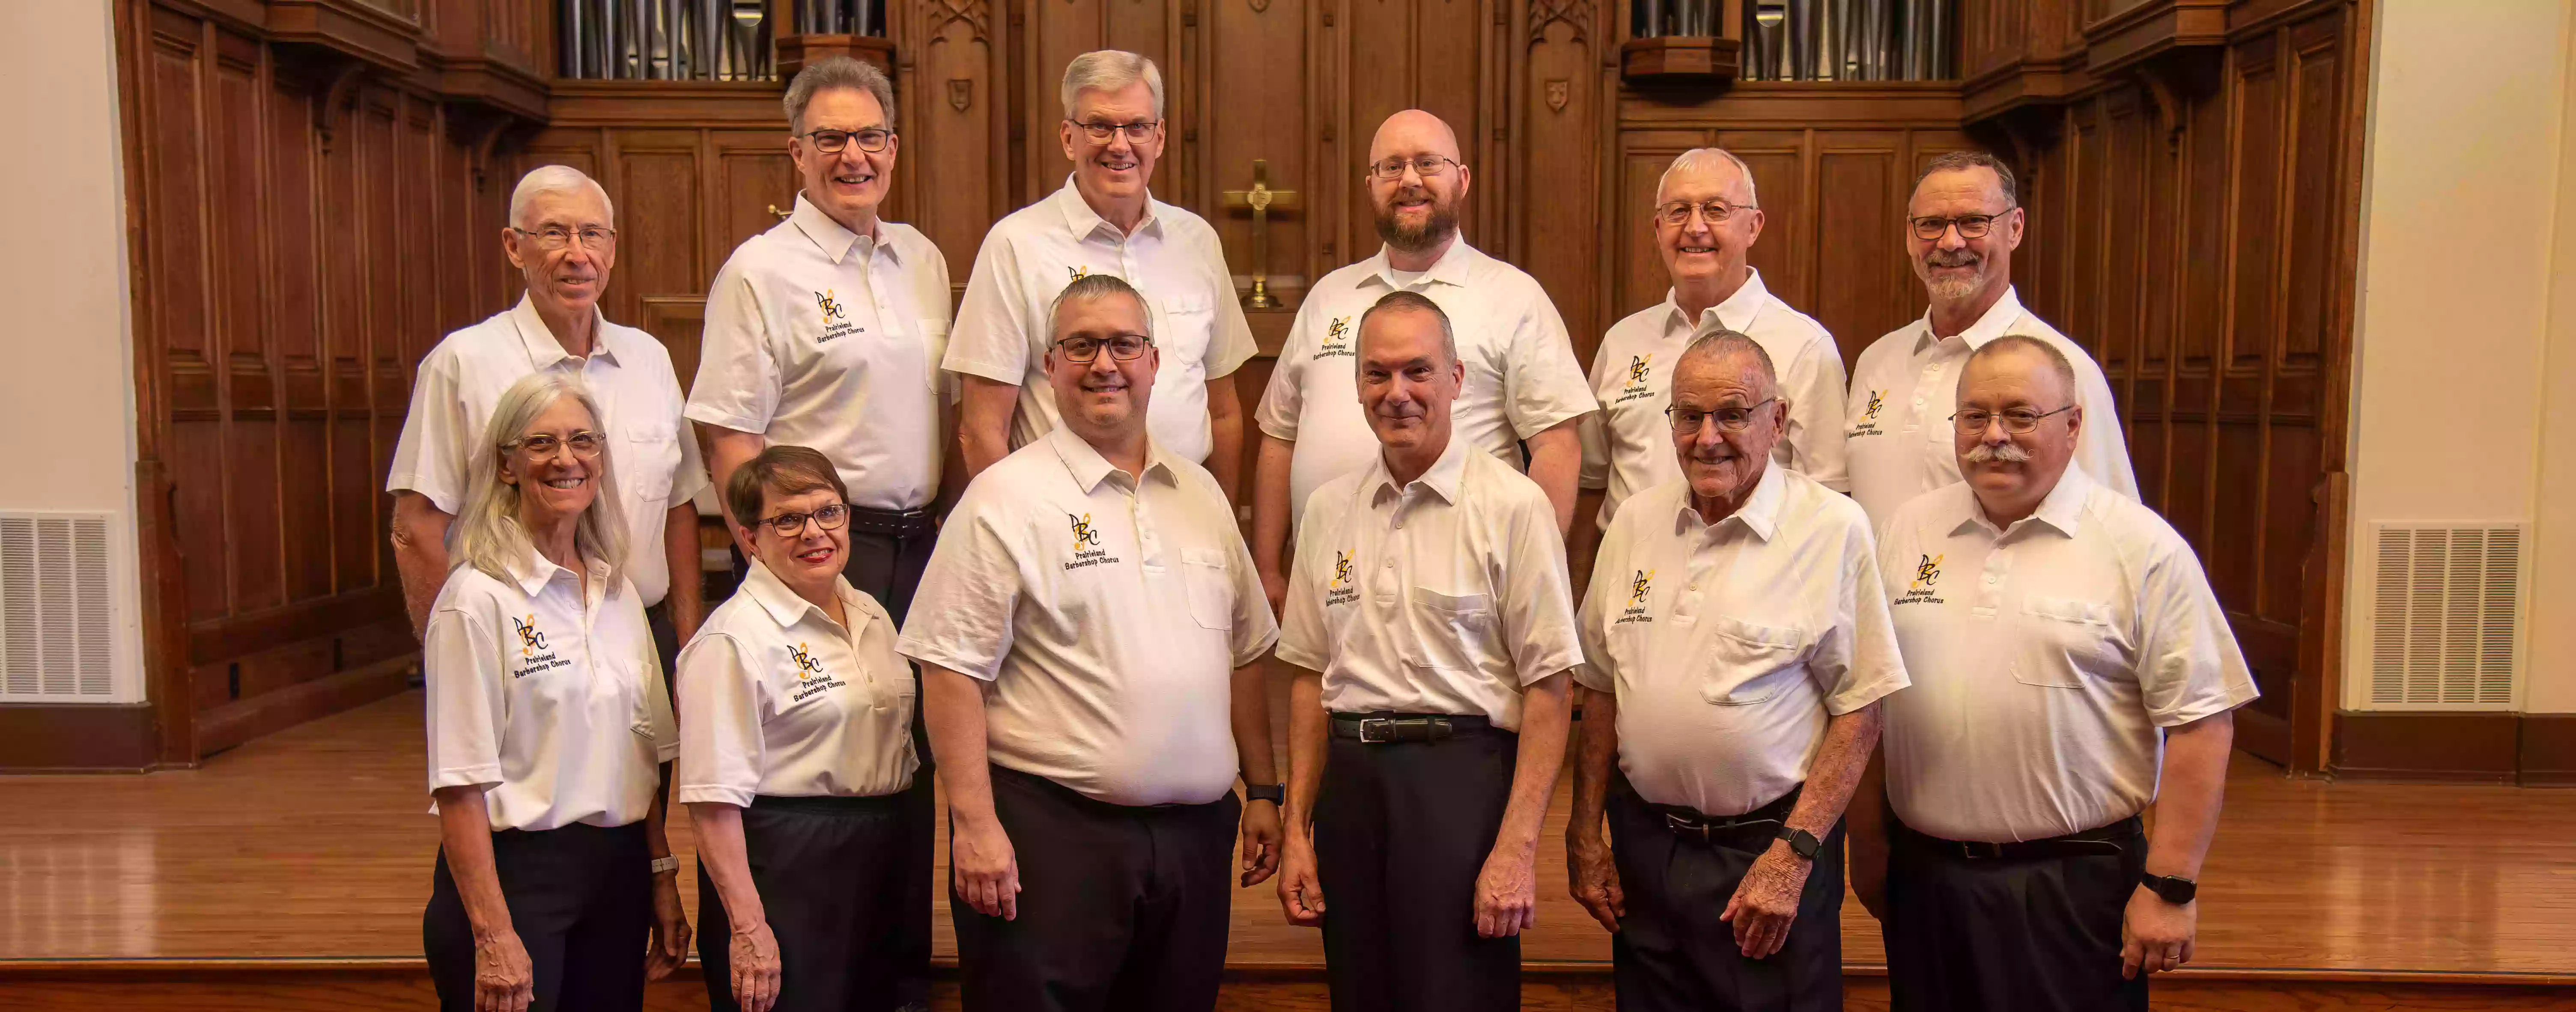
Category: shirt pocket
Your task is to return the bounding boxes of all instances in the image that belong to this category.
[920,318,952,393]
[1181,547,1234,632]
[1157,292,1216,374]
[2012,595,2119,689]
[1405,587,1494,673]
[1700,616,1807,706]
[620,419,682,503]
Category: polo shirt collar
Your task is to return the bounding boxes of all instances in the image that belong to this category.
[1052,175,1163,239]
[1911,283,2027,354]
[1364,236,1476,291]
[738,555,872,633]
[507,294,619,368]
[788,192,895,266]
[1046,425,1179,494]
[1673,459,1786,542]
[1704,268,1773,335]
[1958,462,2093,539]
[501,541,608,599]
[1368,430,1470,505]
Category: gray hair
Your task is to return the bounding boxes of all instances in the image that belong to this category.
[453,372,629,590]
[1049,272,1155,341]
[1357,290,1458,366]
[1962,333,2075,398]
[1676,328,1778,396]
[1060,50,1165,119]
[1915,149,2018,208]
[508,165,614,230]
[1656,148,1759,207]
[783,55,897,135]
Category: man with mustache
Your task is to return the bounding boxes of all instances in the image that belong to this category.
[947,50,1258,506]
[1251,110,1595,613]
[1566,330,1902,1012]
[1843,151,2136,526]
[1851,336,2254,1011]
[1273,292,1581,1011]
[902,274,1284,1012]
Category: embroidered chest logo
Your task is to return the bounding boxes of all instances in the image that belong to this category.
[815,289,847,321]
[1851,389,1890,438]
[1325,549,1361,606]
[1616,569,1655,625]
[786,641,849,701]
[1316,316,1356,360]
[814,289,862,344]
[508,615,568,678]
[1896,553,1947,607]
[1064,512,1120,571]
[788,642,824,679]
[511,614,548,655]
[1067,265,1091,283]
[1614,354,1657,404]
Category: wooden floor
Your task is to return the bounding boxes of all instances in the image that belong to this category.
[2,689,2573,980]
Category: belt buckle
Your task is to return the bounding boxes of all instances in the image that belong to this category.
[1664,813,1710,841]
[1961,840,2005,860]
[1358,717,1395,744]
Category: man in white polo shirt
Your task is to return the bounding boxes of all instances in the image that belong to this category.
[1566,331,1902,1012]
[1579,148,1848,535]
[1844,150,2136,526]
[390,165,709,671]
[1851,336,2254,1012]
[1273,292,1580,1012]
[1251,109,1593,610]
[945,50,1258,500]
[900,275,1282,1012]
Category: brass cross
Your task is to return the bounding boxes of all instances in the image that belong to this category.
[1221,159,1302,309]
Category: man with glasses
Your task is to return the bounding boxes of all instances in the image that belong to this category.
[1843,150,2136,527]
[1579,149,1848,540]
[390,164,709,677]
[1251,109,1594,613]
[1850,335,2251,1011]
[903,275,1284,1011]
[1565,330,1902,1012]
[946,50,1258,505]
[684,54,953,1012]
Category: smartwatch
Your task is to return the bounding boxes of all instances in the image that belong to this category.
[1776,827,1823,860]
[2140,872,2197,905]
[1244,783,1285,805]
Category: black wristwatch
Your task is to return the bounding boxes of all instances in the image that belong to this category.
[1243,783,1285,805]
[1776,827,1822,860]
[2139,872,2197,905]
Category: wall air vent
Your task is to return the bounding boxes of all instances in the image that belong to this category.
[0,512,119,702]
[2365,523,2525,709]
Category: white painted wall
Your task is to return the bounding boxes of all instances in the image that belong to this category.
[2347,0,2576,713]
[0,0,146,702]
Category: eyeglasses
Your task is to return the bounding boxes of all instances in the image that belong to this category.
[509,226,618,251]
[1368,155,1460,181]
[801,128,896,154]
[1951,405,2073,435]
[507,430,606,459]
[1667,399,1778,435]
[1054,334,1154,363]
[1656,199,1753,226]
[1909,214,2005,241]
[760,502,850,537]
[1069,119,1160,143]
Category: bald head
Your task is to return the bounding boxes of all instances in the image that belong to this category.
[1368,109,1462,164]
[1675,330,1777,399]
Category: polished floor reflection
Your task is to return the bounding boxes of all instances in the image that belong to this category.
[0,690,2569,974]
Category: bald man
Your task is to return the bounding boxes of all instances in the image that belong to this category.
[1251,109,1595,612]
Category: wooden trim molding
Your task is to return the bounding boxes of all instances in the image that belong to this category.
[0,704,162,773]
[2326,712,2576,785]
[2519,715,2576,788]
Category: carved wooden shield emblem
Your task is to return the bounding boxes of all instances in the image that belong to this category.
[948,79,973,112]
[1545,78,1570,113]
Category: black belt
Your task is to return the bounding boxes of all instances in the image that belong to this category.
[749,792,904,814]
[1330,711,1494,744]
[845,506,935,538]
[1638,783,1803,846]
[1896,816,2142,861]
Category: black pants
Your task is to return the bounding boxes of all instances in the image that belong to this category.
[841,524,936,1009]
[1882,819,2149,1012]
[698,794,910,1012]
[1606,781,1843,1012]
[425,821,650,1012]
[1314,723,1521,1012]
[951,765,1242,1012]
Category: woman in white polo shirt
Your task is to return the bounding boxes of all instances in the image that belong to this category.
[679,445,918,1012]
[420,372,690,1012]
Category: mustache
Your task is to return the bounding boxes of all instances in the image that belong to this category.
[1963,441,2031,464]
[1923,249,1980,269]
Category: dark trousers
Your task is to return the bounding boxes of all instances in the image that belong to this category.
[1314,723,1521,1012]
[425,822,650,1012]
[1606,781,1843,1012]
[699,794,910,1012]
[841,524,936,1009]
[1882,819,2149,1012]
[951,765,1242,1012]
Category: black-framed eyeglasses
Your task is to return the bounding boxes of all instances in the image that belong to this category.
[508,226,618,251]
[1054,334,1154,363]
[1069,119,1161,143]
[1951,405,2072,435]
[1667,398,1778,435]
[1368,155,1460,181]
[801,127,896,154]
[760,502,850,537]
[507,430,606,459]
[1909,213,2005,241]
[1656,199,1753,226]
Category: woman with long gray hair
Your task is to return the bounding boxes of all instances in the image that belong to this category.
[420,371,691,1012]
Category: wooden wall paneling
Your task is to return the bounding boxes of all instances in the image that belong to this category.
[1710,130,1804,313]
[1202,0,1315,297]
[898,0,1004,284]
[1611,129,1706,346]
[1812,133,1908,365]
[1509,0,1605,341]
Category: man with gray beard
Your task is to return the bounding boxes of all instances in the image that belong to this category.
[1840,151,2136,527]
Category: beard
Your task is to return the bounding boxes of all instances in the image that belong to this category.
[1376,194,1460,254]
[1920,248,1984,301]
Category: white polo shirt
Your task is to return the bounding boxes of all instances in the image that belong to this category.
[942,179,1258,465]
[675,560,917,807]
[1843,286,2136,527]
[1875,465,2257,842]
[1254,241,1596,526]
[388,297,711,606]
[423,545,679,832]
[897,427,1279,806]
[1577,271,1852,526]
[686,195,954,510]
[1276,434,1584,731]
[1575,467,1905,816]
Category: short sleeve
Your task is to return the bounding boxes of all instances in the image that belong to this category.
[1273,493,1335,673]
[1576,336,1616,492]
[422,599,505,794]
[1219,509,1283,667]
[2062,336,2141,501]
[2133,535,2259,727]
[387,351,472,512]
[1777,329,1852,492]
[664,371,713,505]
[942,229,1034,386]
[895,491,1026,679]
[1253,305,1318,441]
[1202,235,1259,380]
[683,265,782,435]
[1496,487,1585,686]
[1501,287,1599,441]
[1813,515,1907,714]
[675,633,767,808]
[1571,509,1628,693]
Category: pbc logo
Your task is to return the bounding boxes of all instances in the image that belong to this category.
[814,289,848,322]
[511,615,547,656]
[1865,390,1886,420]
[1627,354,1652,387]
[1911,554,1944,591]
[1067,265,1092,283]
[1332,550,1353,588]
[1069,512,1101,548]
[788,642,823,680]
[1628,569,1654,605]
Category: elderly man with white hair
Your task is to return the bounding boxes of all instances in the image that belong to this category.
[390,165,711,680]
